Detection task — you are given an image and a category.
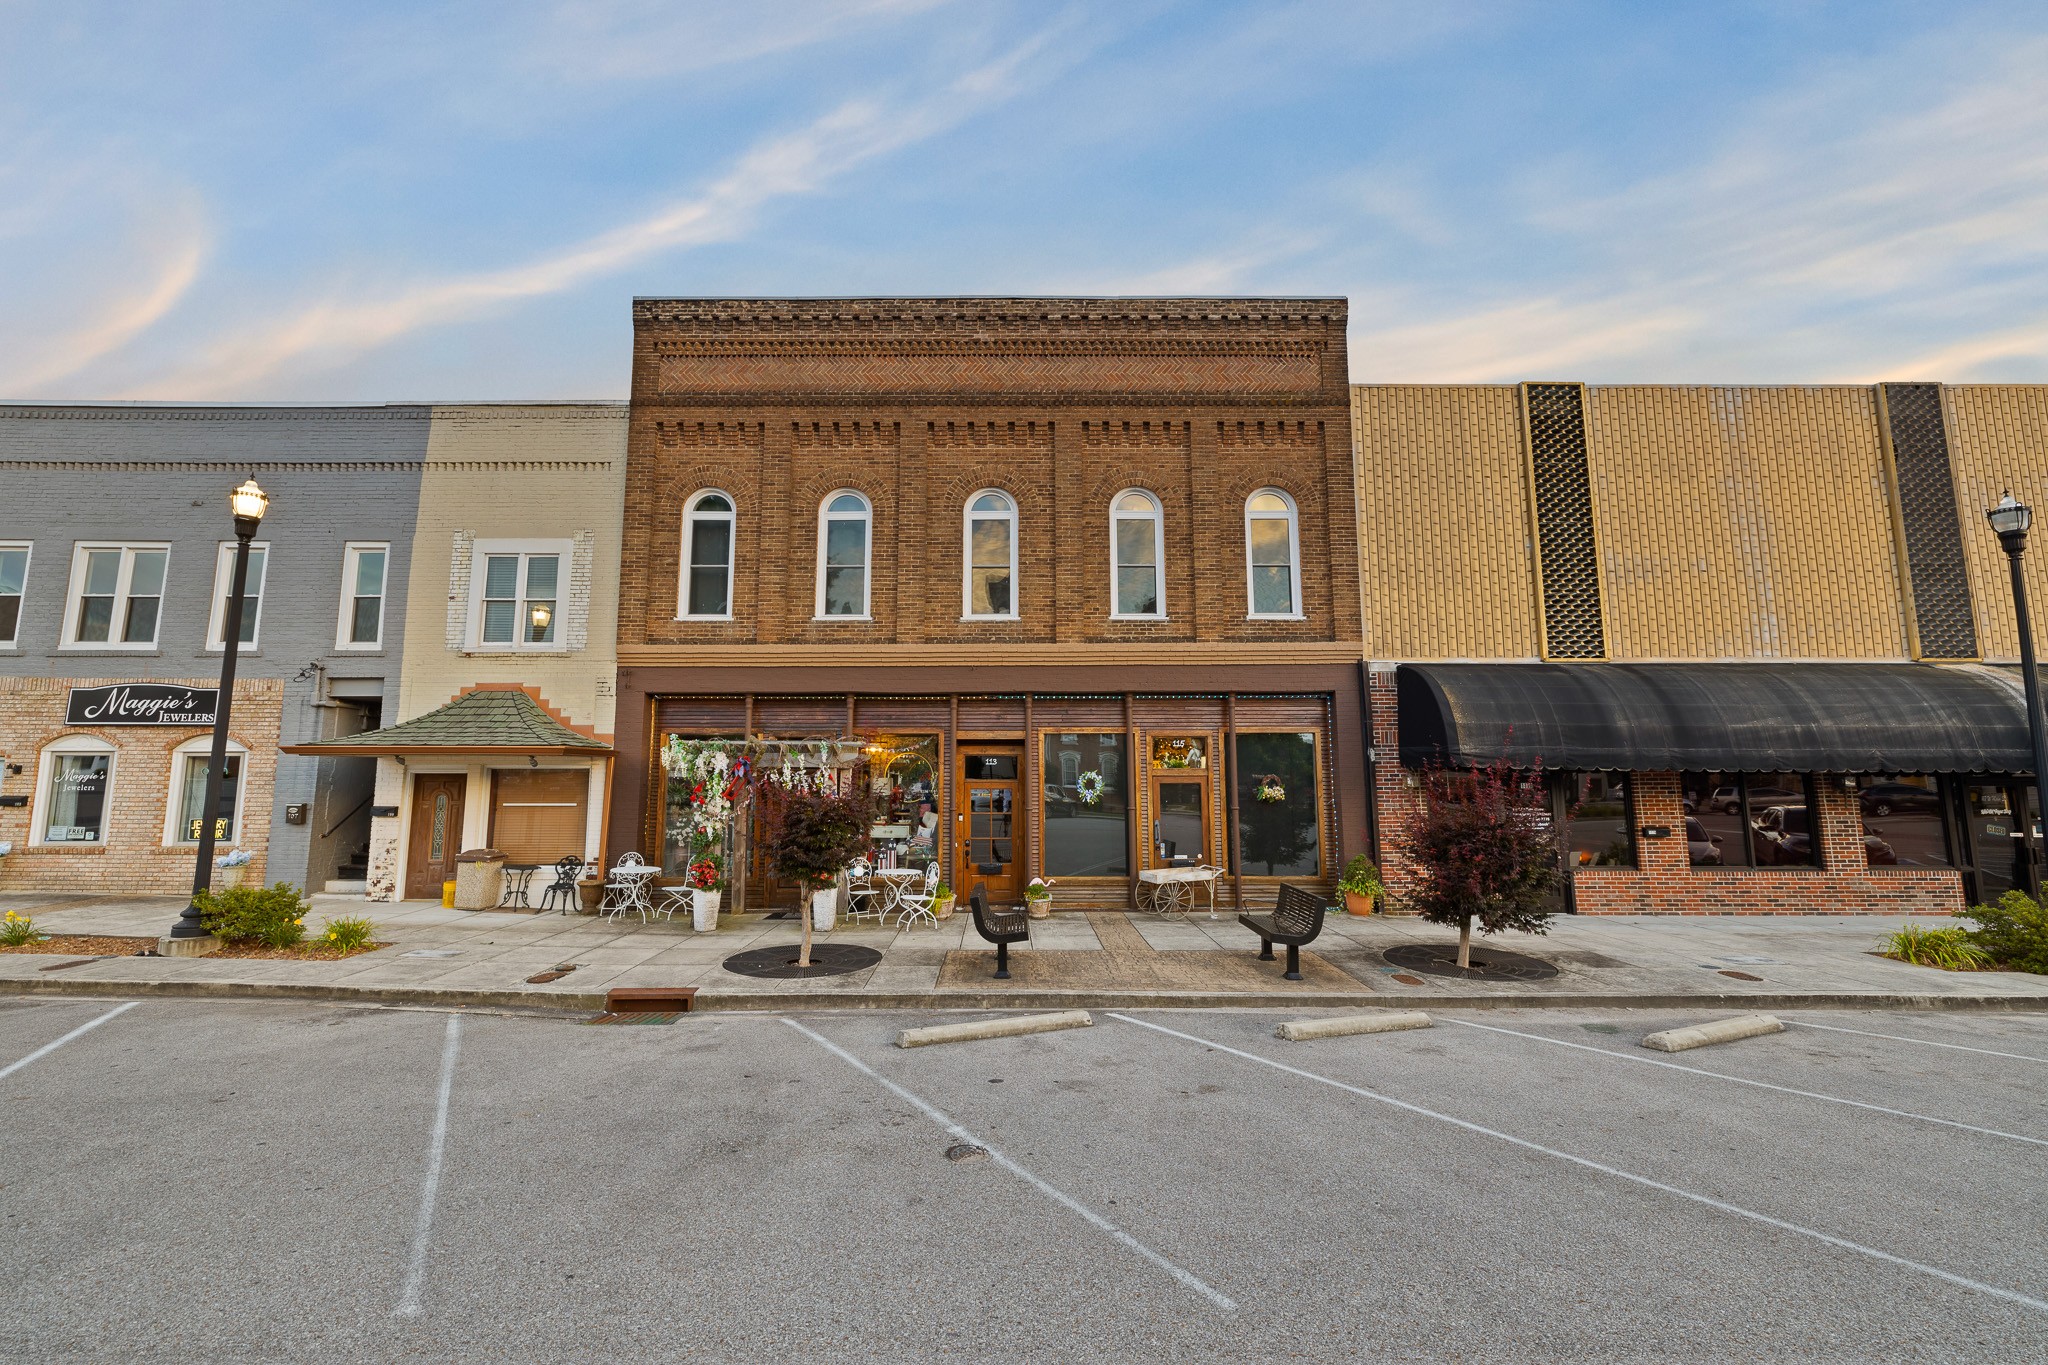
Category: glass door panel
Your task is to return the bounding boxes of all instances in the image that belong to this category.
[1153,779,1205,865]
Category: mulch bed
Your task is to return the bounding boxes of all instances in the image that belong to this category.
[0,935,157,956]
[204,941,391,961]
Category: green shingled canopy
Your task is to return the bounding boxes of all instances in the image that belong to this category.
[282,688,611,756]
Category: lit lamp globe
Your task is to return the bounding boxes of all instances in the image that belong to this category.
[230,477,270,536]
[529,601,554,638]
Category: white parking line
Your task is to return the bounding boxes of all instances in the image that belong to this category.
[1792,1019,2048,1064]
[1448,1018,2048,1148]
[394,1014,463,1319]
[783,1018,1236,1313]
[0,1002,138,1081]
[1110,1013,2048,1319]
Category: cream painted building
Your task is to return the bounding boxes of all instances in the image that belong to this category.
[290,403,628,902]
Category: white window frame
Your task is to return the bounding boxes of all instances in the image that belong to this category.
[961,489,1018,620]
[0,541,30,649]
[61,542,170,651]
[678,490,736,621]
[206,540,271,651]
[467,538,571,653]
[814,490,872,621]
[30,734,117,847]
[1244,488,1304,620]
[162,735,250,847]
[1109,488,1166,620]
[335,541,390,651]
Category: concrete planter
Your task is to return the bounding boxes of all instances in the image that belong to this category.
[692,888,722,932]
[1025,894,1052,919]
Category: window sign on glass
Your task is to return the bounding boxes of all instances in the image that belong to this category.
[179,753,241,842]
[211,543,267,647]
[0,545,27,645]
[966,492,1015,617]
[44,753,110,842]
[820,493,869,617]
[684,492,734,617]
[1112,491,1162,616]
[74,546,167,645]
[1246,491,1298,616]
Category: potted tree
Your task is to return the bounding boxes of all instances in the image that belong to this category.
[1397,759,1561,969]
[759,783,876,969]
[1337,855,1384,916]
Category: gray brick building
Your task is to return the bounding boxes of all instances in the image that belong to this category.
[0,404,428,895]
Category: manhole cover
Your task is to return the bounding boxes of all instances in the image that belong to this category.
[944,1143,989,1163]
[1383,944,1560,982]
[1391,973,1425,986]
[722,943,883,979]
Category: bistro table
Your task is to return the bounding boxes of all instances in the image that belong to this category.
[866,868,929,922]
[1137,866,1222,917]
[602,863,661,923]
[497,863,541,910]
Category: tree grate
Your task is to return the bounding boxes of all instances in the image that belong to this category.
[1882,383,1978,660]
[1523,383,1606,658]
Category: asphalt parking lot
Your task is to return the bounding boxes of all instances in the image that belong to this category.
[4,997,2047,1363]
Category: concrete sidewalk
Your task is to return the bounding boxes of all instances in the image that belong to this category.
[3,891,2046,1013]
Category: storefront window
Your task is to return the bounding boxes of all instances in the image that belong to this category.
[42,750,110,843]
[1853,775,1948,869]
[1150,736,1206,770]
[1234,732,1319,876]
[1042,733,1127,877]
[661,734,740,873]
[1680,772,1814,868]
[1565,772,1632,868]
[177,752,242,843]
[861,735,941,869]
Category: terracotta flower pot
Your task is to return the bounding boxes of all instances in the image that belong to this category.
[1344,889,1377,917]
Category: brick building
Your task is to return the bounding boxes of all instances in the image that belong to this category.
[610,298,1368,910]
[0,404,427,894]
[1358,381,2048,915]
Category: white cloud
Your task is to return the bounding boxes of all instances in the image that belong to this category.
[122,21,1077,399]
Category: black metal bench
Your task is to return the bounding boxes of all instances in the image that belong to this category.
[969,882,1030,980]
[1239,883,1328,981]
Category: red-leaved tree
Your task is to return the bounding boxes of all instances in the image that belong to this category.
[1397,759,1562,969]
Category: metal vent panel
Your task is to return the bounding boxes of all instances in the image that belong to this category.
[1523,383,1606,658]
[1883,383,1978,660]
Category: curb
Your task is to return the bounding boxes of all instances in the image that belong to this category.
[5,976,2048,1014]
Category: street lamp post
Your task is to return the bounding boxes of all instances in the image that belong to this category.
[166,477,269,942]
[1987,491,2048,895]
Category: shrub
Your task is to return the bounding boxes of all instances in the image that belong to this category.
[197,882,308,949]
[1880,923,1990,971]
[0,910,44,947]
[321,916,377,954]
[1959,891,2048,974]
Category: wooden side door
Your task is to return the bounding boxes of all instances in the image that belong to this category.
[956,749,1025,904]
[406,774,467,900]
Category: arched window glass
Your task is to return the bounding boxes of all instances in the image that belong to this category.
[34,735,115,846]
[1245,489,1300,617]
[817,491,871,618]
[964,490,1016,618]
[680,491,735,618]
[1111,490,1163,617]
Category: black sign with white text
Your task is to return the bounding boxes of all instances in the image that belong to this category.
[65,683,219,726]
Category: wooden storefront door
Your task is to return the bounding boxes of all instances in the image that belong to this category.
[406,774,466,900]
[956,749,1025,904]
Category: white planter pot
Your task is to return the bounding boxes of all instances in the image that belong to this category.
[691,889,722,933]
[811,888,837,932]
[216,865,248,891]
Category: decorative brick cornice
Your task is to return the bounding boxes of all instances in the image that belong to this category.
[632,297,1346,327]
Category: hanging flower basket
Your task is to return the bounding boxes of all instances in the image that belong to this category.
[1254,775,1287,804]
[1075,770,1105,805]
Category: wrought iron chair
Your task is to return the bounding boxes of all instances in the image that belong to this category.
[843,856,886,925]
[891,862,943,930]
[601,852,652,924]
[539,855,585,915]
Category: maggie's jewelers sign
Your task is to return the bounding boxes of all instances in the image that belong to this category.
[66,683,219,726]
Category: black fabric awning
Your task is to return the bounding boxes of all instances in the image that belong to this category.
[1395,663,2034,774]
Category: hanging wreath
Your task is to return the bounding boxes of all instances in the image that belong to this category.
[1254,774,1287,804]
[1075,770,1106,805]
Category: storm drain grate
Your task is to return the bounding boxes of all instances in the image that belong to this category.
[582,1012,683,1026]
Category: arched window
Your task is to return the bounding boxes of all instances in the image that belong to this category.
[963,490,1016,618]
[32,734,116,847]
[164,735,250,846]
[816,491,871,618]
[1245,489,1300,617]
[1110,490,1164,618]
[680,491,735,618]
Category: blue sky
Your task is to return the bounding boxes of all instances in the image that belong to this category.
[4,0,2047,400]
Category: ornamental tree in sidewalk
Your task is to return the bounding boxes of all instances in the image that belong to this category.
[757,782,877,969]
[1396,758,1562,969]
